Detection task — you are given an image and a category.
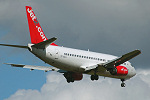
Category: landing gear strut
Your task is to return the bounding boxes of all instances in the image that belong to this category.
[121,79,126,87]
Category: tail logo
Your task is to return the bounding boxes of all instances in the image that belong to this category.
[27,7,47,42]
[27,8,36,21]
[36,26,47,41]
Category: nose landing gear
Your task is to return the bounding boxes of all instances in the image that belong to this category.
[121,79,126,87]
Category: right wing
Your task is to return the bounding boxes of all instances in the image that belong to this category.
[4,63,65,72]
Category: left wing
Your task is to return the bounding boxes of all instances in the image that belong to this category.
[4,63,62,72]
[102,49,141,69]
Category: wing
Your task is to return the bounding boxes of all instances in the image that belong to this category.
[4,63,65,73]
[101,49,141,69]
[85,50,141,72]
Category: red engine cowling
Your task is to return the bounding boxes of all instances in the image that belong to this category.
[115,66,128,75]
[72,73,83,80]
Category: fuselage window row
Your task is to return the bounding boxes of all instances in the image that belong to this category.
[64,53,128,65]
[64,53,106,62]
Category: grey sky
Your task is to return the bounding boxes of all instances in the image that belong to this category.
[0,0,149,68]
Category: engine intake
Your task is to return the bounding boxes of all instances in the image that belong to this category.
[109,66,128,76]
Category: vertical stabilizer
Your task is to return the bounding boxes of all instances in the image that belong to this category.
[26,6,57,46]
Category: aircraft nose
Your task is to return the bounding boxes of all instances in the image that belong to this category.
[132,67,136,76]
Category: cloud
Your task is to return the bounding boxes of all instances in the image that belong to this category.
[5,69,150,100]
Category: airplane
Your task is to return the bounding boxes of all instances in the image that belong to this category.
[0,6,141,87]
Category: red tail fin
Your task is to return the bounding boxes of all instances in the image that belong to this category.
[26,6,57,46]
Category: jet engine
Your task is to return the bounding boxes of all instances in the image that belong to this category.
[64,72,83,83]
[109,66,128,75]
[72,73,83,80]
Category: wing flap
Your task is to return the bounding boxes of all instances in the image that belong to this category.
[83,65,98,71]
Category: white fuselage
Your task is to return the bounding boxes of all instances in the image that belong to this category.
[29,44,136,80]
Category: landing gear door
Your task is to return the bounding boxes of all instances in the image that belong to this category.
[55,49,59,59]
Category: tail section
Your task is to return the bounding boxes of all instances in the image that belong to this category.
[26,6,57,46]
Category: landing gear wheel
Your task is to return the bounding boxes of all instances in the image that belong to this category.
[121,83,126,87]
[91,75,95,81]
[121,79,126,87]
[95,75,99,80]
[91,75,99,81]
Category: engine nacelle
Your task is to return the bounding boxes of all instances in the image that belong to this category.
[109,66,128,76]
[64,72,83,82]
[72,73,83,80]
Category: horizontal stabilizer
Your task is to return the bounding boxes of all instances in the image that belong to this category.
[0,44,28,48]
[32,37,57,49]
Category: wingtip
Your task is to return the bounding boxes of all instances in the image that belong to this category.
[135,49,141,54]
[53,37,57,40]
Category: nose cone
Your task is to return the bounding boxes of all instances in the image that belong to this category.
[130,67,136,77]
[132,68,136,76]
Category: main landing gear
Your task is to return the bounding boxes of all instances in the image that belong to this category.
[91,68,99,81]
[91,75,99,81]
[121,79,126,87]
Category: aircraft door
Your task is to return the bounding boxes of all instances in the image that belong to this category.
[55,49,59,59]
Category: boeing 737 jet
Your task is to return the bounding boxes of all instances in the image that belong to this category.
[0,6,141,87]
